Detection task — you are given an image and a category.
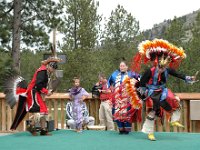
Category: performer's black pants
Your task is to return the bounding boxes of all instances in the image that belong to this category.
[150,91,172,116]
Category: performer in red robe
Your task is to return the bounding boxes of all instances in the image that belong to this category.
[4,57,61,136]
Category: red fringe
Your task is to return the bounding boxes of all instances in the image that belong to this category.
[131,53,142,73]
[111,78,142,123]
[169,58,182,69]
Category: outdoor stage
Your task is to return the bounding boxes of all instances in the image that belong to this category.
[0,130,200,150]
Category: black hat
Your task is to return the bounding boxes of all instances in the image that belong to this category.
[49,62,58,69]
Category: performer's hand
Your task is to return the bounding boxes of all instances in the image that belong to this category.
[47,90,53,96]
[82,95,87,101]
[190,76,196,81]
[98,89,102,93]
[186,76,199,84]
[138,87,147,96]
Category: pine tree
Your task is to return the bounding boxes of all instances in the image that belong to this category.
[102,5,139,62]
[0,0,64,71]
[61,0,101,51]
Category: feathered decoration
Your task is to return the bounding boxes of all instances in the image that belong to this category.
[3,75,27,109]
[41,57,62,66]
[132,39,186,72]
[112,77,142,123]
[138,39,186,58]
[123,77,142,109]
[41,44,62,65]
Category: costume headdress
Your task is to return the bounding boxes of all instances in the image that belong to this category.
[131,39,186,72]
[159,55,171,68]
[41,45,62,67]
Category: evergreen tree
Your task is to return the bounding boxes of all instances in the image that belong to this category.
[0,0,63,50]
[163,17,187,92]
[185,12,200,92]
[102,5,139,62]
[0,0,63,71]
[164,17,185,45]
[61,0,101,50]
[0,1,12,51]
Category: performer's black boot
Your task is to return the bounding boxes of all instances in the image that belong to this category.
[27,125,37,136]
[40,128,52,136]
[124,131,129,134]
[119,130,130,134]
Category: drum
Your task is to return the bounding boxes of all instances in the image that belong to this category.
[87,125,106,130]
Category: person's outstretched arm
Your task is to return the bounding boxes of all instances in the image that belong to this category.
[167,68,197,84]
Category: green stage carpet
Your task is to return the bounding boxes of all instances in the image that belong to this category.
[0,130,199,150]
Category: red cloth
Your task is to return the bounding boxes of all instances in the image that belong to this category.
[26,65,48,114]
[26,65,47,93]
[36,92,48,114]
[146,89,179,114]
[166,89,180,110]
[99,84,111,100]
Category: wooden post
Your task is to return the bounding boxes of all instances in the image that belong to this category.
[54,100,58,129]
[164,114,170,132]
[185,101,190,132]
[1,99,6,131]
[95,99,100,125]
[89,98,97,124]
[48,100,52,117]
[7,105,12,130]
[179,101,184,132]
[60,100,65,129]
[0,100,2,130]
[195,121,200,132]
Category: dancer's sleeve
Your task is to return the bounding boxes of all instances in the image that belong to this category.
[168,68,185,80]
[139,69,151,95]
[35,70,48,94]
[140,69,151,87]
[130,71,140,80]
[167,68,195,84]
[107,74,114,88]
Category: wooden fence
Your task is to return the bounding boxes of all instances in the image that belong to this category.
[0,93,200,133]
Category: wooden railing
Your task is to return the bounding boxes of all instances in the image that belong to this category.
[0,93,200,132]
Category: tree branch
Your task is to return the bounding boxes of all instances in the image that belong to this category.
[0,3,14,18]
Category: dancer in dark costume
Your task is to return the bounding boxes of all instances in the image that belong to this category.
[132,39,198,141]
[4,57,61,136]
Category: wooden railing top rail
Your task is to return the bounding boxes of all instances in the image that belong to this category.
[175,93,200,100]
[0,93,200,100]
[0,93,5,97]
